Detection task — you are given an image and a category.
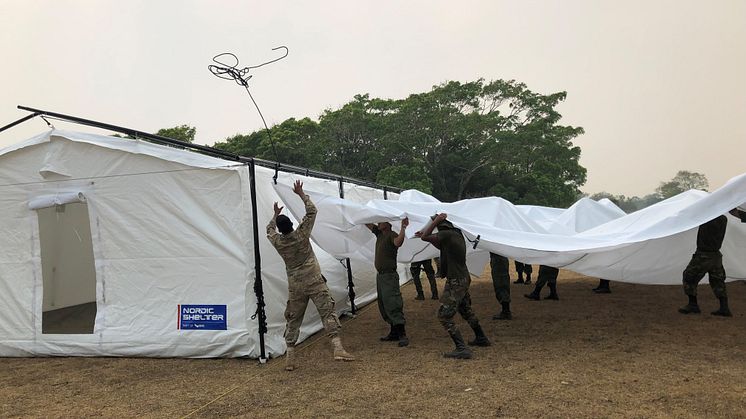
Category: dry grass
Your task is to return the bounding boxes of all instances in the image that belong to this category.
[2,268,745,418]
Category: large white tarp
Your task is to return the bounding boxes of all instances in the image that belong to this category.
[275,175,746,285]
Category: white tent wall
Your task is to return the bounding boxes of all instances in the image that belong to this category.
[0,132,254,357]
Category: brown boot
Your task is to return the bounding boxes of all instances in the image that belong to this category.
[331,336,355,361]
[285,346,296,371]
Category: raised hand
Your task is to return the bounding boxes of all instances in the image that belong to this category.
[273,202,284,216]
[292,180,304,196]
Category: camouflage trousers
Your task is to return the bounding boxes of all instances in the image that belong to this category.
[438,276,480,334]
[490,253,511,303]
[377,271,406,326]
[284,274,341,346]
[683,251,727,299]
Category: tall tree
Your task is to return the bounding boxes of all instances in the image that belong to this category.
[156,125,196,143]
[656,170,709,199]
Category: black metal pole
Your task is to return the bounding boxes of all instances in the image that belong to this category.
[383,186,388,200]
[0,112,40,134]
[247,160,268,362]
[338,177,356,314]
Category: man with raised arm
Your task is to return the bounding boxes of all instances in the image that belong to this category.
[418,213,490,359]
[367,218,410,347]
[267,180,355,371]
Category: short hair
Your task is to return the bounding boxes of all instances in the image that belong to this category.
[276,215,294,234]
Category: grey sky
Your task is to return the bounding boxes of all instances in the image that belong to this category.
[1,0,744,197]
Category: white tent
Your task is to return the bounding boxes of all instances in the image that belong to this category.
[0,130,392,358]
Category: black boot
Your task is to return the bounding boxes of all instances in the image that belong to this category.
[415,292,425,301]
[678,295,701,314]
[428,275,439,300]
[492,302,513,320]
[431,290,439,300]
[396,324,410,347]
[711,297,733,317]
[513,273,524,284]
[545,283,559,300]
[525,283,541,300]
[444,330,473,359]
[593,279,611,294]
[524,273,532,285]
[379,324,399,341]
[467,323,491,347]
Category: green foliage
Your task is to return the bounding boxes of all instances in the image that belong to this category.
[156,125,196,143]
[656,170,709,199]
[212,79,587,206]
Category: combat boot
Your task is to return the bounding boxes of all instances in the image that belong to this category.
[513,273,524,284]
[492,302,512,320]
[467,323,491,347]
[711,297,733,317]
[524,284,541,300]
[415,292,425,301]
[395,324,410,347]
[524,273,532,285]
[431,290,439,300]
[380,324,398,341]
[678,295,701,314]
[285,346,296,371]
[545,284,559,300]
[443,330,472,359]
[593,279,611,294]
[331,336,355,361]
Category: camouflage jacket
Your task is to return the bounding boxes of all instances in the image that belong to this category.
[266,194,322,282]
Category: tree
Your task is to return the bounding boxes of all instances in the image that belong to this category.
[656,170,709,199]
[156,125,196,143]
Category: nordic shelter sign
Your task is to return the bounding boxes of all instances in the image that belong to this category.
[178,304,227,330]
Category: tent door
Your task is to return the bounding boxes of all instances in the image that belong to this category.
[36,202,97,334]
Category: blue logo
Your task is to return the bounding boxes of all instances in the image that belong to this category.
[178,304,227,330]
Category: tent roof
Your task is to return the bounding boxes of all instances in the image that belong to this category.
[0,130,242,170]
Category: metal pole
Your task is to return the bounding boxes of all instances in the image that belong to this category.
[247,160,268,362]
[0,112,40,134]
[339,177,356,314]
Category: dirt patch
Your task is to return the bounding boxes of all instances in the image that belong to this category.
[2,268,745,418]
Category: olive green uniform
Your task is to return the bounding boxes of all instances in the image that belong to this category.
[490,253,511,303]
[373,227,406,326]
[267,195,341,345]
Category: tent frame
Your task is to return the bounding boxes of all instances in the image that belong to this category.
[1,105,403,361]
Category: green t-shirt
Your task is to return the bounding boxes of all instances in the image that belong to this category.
[373,227,399,273]
[437,228,469,280]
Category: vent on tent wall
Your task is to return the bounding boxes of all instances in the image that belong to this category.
[37,202,97,334]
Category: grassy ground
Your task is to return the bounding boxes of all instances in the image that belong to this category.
[2,268,745,418]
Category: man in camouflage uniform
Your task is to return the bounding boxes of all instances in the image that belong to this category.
[410,259,439,300]
[418,213,490,359]
[678,210,739,317]
[367,219,410,347]
[524,265,560,301]
[514,261,533,285]
[490,253,513,320]
[267,180,355,371]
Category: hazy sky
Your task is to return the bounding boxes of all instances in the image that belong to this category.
[1,1,744,196]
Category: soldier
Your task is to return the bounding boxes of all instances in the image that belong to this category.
[514,261,533,285]
[418,213,490,359]
[366,219,410,347]
[490,253,513,320]
[524,265,560,300]
[678,209,741,317]
[410,259,439,300]
[267,180,355,371]
[592,279,611,294]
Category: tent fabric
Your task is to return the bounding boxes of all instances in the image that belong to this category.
[274,175,746,285]
[0,130,389,358]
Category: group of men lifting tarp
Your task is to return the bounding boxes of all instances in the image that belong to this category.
[267,183,746,369]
